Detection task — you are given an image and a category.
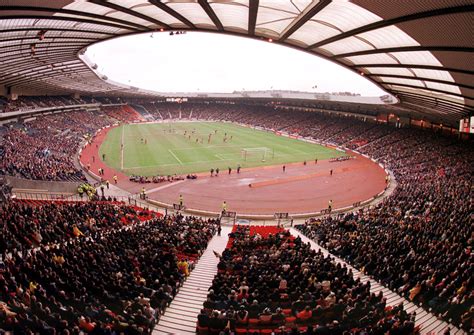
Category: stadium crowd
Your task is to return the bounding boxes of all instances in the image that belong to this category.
[0,200,219,334]
[198,226,418,334]
[0,201,152,253]
[0,108,141,181]
[296,129,473,331]
[0,99,472,333]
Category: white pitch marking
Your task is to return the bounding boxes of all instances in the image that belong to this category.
[168,149,183,165]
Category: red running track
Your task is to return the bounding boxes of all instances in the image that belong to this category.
[80,127,387,216]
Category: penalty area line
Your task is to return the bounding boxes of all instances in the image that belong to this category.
[168,149,183,165]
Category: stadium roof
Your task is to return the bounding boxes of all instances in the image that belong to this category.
[0,1,473,124]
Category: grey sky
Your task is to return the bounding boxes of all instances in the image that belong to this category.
[87,31,387,96]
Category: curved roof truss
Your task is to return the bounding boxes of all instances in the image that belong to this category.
[0,0,472,125]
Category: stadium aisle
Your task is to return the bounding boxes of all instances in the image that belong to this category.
[153,225,231,334]
[289,228,466,335]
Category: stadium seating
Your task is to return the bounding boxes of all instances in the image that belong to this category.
[0,200,219,334]
[1,98,472,333]
[296,128,473,330]
[198,225,419,334]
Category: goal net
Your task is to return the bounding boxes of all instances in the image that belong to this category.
[241,147,274,162]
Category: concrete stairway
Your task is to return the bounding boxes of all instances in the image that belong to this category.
[290,228,466,335]
[153,226,231,334]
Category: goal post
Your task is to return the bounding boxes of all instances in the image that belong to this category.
[241,147,274,162]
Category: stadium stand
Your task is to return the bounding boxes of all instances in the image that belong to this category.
[0,101,471,334]
[0,2,472,333]
[0,200,218,334]
[296,128,472,330]
[200,225,419,334]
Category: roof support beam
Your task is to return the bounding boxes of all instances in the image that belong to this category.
[198,0,224,31]
[0,6,148,31]
[367,73,474,90]
[353,63,474,76]
[397,95,470,116]
[2,62,85,79]
[307,4,474,49]
[2,63,86,83]
[7,69,91,87]
[382,82,470,99]
[0,36,99,46]
[0,27,116,36]
[279,0,331,41]
[88,0,170,29]
[0,47,85,64]
[0,14,139,33]
[0,43,88,56]
[333,46,474,59]
[395,90,470,108]
[248,0,259,35]
[0,55,79,72]
[148,0,196,28]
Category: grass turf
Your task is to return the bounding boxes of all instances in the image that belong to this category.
[99,122,345,176]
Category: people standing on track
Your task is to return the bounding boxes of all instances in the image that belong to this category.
[315,158,317,164]
[102,153,106,161]
[113,174,118,184]
[216,168,219,176]
[179,194,184,207]
[283,165,286,172]
[330,169,333,176]
[217,223,222,236]
[328,199,333,212]
[222,201,227,213]
[210,168,214,177]
[105,180,109,189]
[228,167,232,175]
[237,164,241,174]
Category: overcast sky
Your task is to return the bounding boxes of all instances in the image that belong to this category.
[87,31,387,96]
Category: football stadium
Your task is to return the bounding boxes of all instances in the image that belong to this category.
[0,2,472,335]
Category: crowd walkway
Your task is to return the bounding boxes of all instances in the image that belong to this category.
[153,226,232,334]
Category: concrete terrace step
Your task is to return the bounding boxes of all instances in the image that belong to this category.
[289,228,466,335]
[153,226,231,335]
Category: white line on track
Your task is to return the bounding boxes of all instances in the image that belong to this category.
[168,149,183,165]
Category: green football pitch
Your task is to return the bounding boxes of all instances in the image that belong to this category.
[99,122,345,176]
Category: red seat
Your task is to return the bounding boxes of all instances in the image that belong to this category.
[260,330,273,335]
[285,316,296,323]
[236,329,247,335]
[247,331,260,335]
[249,318,260,326]
[282,308,292,316]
